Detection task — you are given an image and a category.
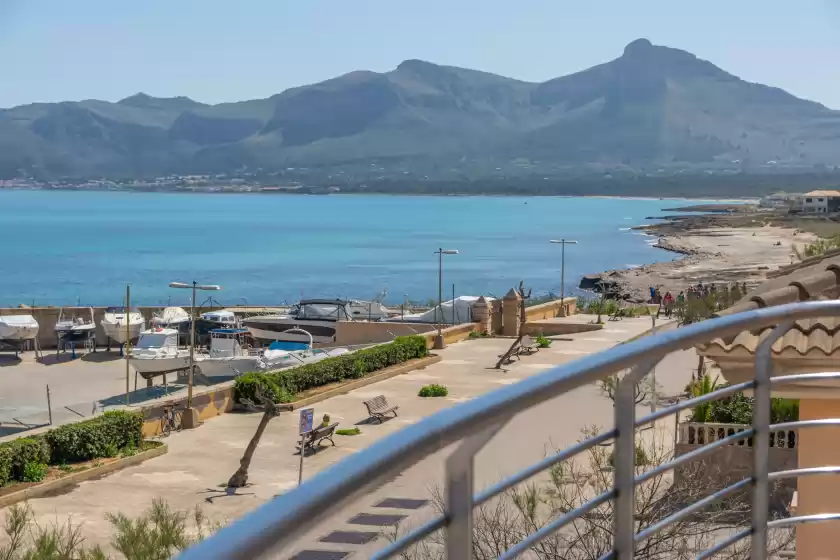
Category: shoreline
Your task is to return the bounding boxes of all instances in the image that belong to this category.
[0,187,759,202]
[586,217,818,302]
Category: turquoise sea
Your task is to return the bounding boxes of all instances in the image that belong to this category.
[0,190,689,307]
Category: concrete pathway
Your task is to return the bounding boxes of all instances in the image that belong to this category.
[2,316,699,558]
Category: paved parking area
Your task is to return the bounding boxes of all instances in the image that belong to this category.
[2,316,698,557]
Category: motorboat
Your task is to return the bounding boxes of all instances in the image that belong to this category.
[129,328,188,376]
[151,306,190,329]
[129,325,352,380]
[101,307,146,345]
[54,308,97,344]
[346,299,392,321]
[199,310,238,329]
[0,315,39,342]
[244,299,351,344]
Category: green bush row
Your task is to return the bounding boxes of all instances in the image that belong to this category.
[0,410,144,486]
[235,336,429,404]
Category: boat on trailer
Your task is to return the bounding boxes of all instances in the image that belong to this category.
[101,307,146,345]
[0,315,39,342]
[55,308,97,352]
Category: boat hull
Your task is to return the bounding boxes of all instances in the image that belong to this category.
[244,319,337,344]
[102,321,146,344]
[0,325,39,341]
[129,354,190,375]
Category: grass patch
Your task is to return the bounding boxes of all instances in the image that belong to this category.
[535,334,552,348]
[468,330,489,339]
[418,384,449,397]
[336,428,361,436]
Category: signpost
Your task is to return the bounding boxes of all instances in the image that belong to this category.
[298,408,314,486]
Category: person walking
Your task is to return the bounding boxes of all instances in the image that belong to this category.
[663,291,675,318]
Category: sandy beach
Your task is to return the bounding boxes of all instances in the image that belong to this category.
[591,225,818,302]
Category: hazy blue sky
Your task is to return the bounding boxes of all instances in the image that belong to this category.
[3,0,840,109]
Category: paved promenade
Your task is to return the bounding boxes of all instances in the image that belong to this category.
[2,316,696,557]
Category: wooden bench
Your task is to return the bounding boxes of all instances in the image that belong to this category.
[518,335,540,356]
[298,422,338,452]
[363,395,399,423]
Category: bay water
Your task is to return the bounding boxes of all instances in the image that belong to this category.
[0,190,684,307]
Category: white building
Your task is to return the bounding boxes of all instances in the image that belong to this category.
[803,190,840,214]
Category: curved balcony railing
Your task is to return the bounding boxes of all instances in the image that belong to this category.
[180,300,840,560]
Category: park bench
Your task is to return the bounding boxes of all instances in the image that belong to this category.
[518,335,540,356]
[363,395,400,423]
[298,422,338,452]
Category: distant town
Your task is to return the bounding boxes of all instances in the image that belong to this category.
[0,174,341,195]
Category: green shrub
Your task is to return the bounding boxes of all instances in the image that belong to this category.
[234,372,292,404]
[4,437,50,481]
[45,411,143,464]
[21,462,48,483]
[609,445,649,468]
[468,331,488,339]
[535,334,552,348]
[0,445,12,486]
[235,336,429,404]
[689,381,799,425]
[336,428,361,436]
[418,384,449,397]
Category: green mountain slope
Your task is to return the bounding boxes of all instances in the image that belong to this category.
[2,39,839,178]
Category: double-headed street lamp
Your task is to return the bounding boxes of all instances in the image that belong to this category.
[169,280,221,428]
[549,239,578,311]
[434,248,459,350]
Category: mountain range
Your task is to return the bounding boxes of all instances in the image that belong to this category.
[3,38,840,179]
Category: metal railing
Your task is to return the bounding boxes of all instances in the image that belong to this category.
[180,300,840,560]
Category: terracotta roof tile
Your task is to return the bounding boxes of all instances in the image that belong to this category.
[699,317,840,357]
[702,253,840,356]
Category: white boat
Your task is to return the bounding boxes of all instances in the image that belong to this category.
[346,299,392,321]
[129,328,189,376]
[151,306,190,329]
[55,308,97,343]
[129,326,351,380]
[244,299,351,344]
[199,310,238,329]
[0,315,39,342]
[101,307,146,344]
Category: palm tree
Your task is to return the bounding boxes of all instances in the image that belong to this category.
[689,374,720,422]
[227,390,282,488]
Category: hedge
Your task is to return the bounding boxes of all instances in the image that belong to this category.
[235,335,429,404]
[0,410,144,487]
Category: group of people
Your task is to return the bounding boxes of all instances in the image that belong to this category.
[649,281,750,321]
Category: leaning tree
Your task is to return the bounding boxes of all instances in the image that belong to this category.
[227,388,284,488]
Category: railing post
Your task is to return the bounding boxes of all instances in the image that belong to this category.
[445,424,504,559]
[751,321,791,560]
[613,359,658,560]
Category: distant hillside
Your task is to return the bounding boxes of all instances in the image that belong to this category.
[3,38,840,179]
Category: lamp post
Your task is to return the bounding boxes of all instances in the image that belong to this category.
[434,249,459,350]
[549,239,578,313]
[169,280,221,429]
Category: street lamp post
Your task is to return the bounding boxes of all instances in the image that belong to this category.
[549,239,578,313]
[434,248,459,350]
[169,280,221,429]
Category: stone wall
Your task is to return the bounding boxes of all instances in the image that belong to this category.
[524,297,578,321]
[332,321,435,346]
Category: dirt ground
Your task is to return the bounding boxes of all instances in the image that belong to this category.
[601,226,818,301]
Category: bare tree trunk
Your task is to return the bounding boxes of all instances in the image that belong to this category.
[495,281,532,369]
[227,402,278,488]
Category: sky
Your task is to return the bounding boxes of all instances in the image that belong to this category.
[2,0,840,109]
